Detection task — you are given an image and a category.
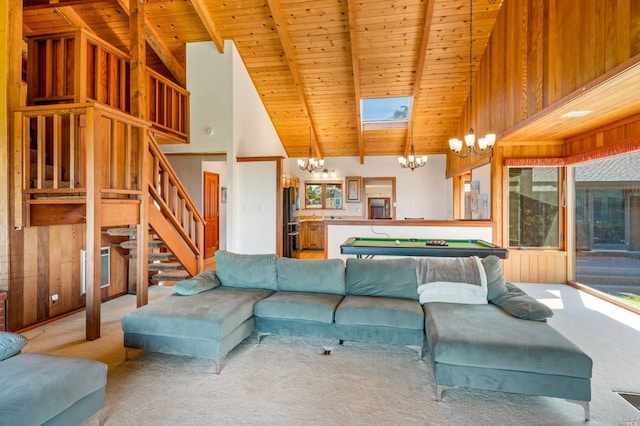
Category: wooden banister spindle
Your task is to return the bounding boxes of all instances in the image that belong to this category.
[53,114,62,189]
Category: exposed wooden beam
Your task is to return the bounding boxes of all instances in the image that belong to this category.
[190,0,224,54]
[144,23,186,87]
[23,0,87,9]
[54,6,88,29]
[116,0,186,87]
[405,0,436,158]
[267,0,322,159]
[346,0,364,164]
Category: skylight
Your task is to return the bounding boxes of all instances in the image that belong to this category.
[361,97,412,130]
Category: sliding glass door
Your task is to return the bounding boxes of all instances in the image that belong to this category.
[572,151,640,307]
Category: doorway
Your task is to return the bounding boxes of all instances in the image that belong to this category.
[203,172,219,258]
[368,197,391,219]
[363,177,396,219]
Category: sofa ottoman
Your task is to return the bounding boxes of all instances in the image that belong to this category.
[424,301,592,419]
[0,352,107,426]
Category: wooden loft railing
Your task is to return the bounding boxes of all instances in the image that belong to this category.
[148,69,190,144]
[14,102,147,227]
[26,29,190,144]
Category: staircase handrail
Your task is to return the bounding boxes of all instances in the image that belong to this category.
[147,132,205,257]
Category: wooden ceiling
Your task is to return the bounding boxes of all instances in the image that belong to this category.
[25,0,639,162]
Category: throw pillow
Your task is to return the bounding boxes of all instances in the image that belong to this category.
[492,283,554,321]
[214,250,278,290]
[0,332,28,361]
[276,258,346,295]
[481,255,508,301]
[173,271,220,296]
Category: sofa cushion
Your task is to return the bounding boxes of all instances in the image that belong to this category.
[0,332,27,361]
[492,282,554,321]
[424,302,591,379]
[215,250,277,290]
[345,258,418,300]
[276,258,346,295]
[0,353,107,426]
[481,255,508,301]
[335,295,424,330]
[255,292,344,323]
[173,271,220,296]
[122,287,274,341]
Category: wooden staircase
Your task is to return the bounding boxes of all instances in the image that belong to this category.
[12,29,202,340]
[106,227,191,290]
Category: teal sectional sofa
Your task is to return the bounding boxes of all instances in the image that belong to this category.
[121,250,592,420]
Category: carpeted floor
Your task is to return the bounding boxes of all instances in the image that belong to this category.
[21,284,640,425]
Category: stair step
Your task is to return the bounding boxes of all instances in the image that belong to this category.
[30,163,54,180]
[120,240,165,250]
[148,252,175,261]
[147,262,182,271]
[152,270,191,282]
[31,180,72,189]
[107,227,137,237]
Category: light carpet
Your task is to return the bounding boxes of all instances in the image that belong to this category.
[21,284,640,425]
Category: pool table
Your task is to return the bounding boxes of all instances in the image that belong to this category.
[340,237,509,259]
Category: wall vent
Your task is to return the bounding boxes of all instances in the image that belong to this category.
[81,246,111,294]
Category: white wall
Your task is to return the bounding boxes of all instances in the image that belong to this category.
[163,42,232,154]
[286,155,453,220]
[231,161,278,253]
[163,41,285,254]
[226,42,285,253]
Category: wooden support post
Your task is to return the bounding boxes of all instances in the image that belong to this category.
[136,134,149,308]
[85,107,102,340]
[130,0,149,306]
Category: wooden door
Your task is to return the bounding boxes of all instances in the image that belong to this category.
[203,172,219,258]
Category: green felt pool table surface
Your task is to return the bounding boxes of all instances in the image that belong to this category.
[340,237,509,259]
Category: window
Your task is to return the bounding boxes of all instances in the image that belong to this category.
[361,97,412,130]
[508,167,560,248]
[305,182,343,209]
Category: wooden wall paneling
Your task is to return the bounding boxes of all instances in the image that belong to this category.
[632,1,640,57]
[8,228,24,330]
[36,227,50,322]
[49,224,82,317]
[527,0,545,115]
[21,227,39,326]
[502,246,568,284]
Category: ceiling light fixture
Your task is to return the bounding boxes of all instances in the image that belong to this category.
[449,0,496,158]
[297,128,324,173]
[398,129,428,171]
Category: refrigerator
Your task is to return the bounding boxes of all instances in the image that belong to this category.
[282,187,300,258]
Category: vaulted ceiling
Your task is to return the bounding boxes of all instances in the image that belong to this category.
[23,0,506,161]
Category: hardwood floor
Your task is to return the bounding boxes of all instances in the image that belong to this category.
[298,250,325,260]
